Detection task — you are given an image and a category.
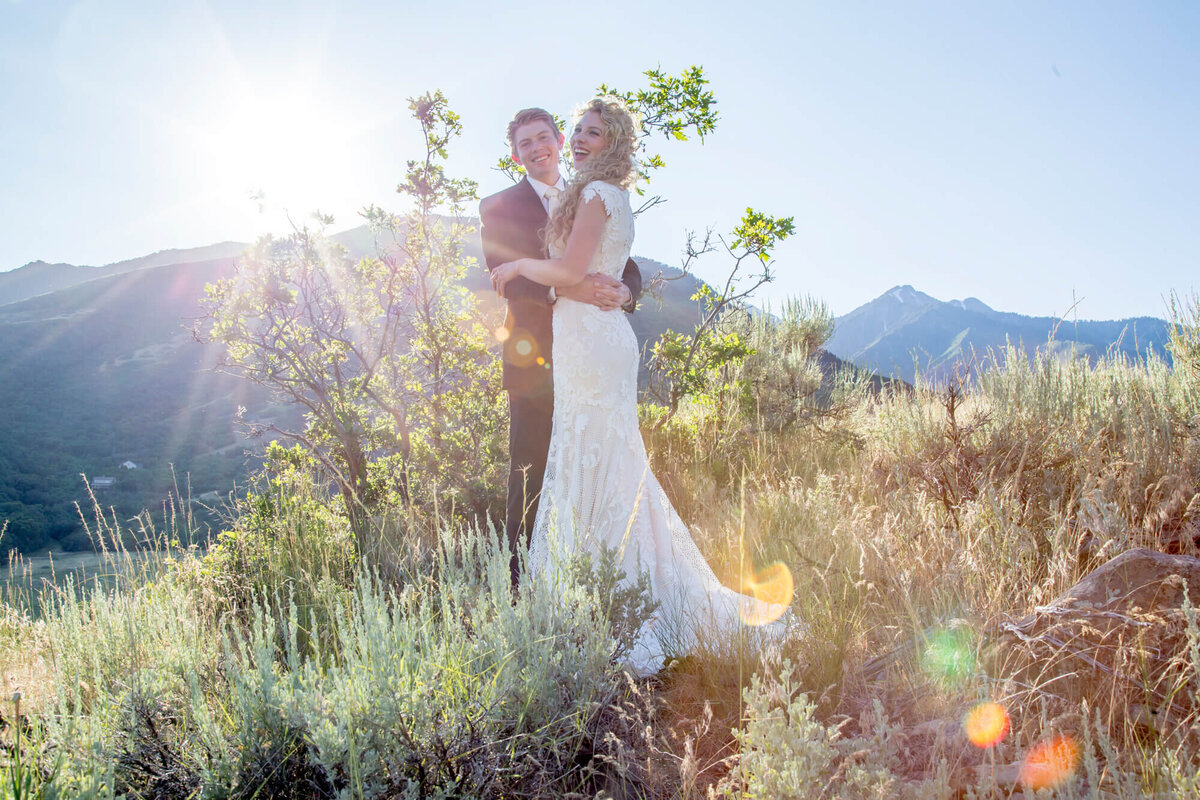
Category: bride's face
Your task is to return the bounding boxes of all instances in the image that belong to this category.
[570,110,609,168]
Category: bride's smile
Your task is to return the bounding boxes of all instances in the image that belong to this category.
[570,109,609,167]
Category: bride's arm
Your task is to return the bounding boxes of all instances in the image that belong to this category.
[491,197,606,295]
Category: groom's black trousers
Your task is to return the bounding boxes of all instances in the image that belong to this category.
[505,387,554,588]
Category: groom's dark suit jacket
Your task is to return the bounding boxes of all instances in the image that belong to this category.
[479,176,642,584]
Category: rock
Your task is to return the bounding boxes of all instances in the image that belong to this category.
[1029,548,1200,615]
[990,548,1200,735]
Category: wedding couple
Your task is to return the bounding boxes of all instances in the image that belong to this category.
[480,98,792,676]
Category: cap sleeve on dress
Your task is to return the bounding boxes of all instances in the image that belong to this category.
[580,180,622,217]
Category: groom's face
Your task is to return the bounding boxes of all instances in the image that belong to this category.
[511,120,564,185]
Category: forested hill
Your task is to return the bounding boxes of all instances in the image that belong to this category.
[2,226,817,555]
[0,255,288,554]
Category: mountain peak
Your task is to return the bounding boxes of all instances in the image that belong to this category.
[881,285,938,307]
[828,285,1169,385]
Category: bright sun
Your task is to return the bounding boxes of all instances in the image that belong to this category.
[187,82,372,229]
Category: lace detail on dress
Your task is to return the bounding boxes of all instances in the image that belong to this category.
[527,180,791,676]
[580,180,625,219]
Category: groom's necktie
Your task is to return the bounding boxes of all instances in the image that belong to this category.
[544,185,562,215]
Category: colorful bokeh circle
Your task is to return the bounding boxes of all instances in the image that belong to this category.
[963,701,1010,748]
[1020,735,1080,791]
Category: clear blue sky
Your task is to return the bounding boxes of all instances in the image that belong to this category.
[1,0,1197,319]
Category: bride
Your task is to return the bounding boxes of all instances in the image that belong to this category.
[490,97,792,675]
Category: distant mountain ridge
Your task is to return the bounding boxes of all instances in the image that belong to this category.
[0,242,250,306]
[827,285,1171,383]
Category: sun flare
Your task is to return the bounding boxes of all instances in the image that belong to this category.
[176,72,383,234]
[738,561,794,626]
[963,701,1010,748]
[1020,735,1080,790]
[206,91,358,213]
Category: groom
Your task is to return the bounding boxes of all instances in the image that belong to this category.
[479,107,643,587]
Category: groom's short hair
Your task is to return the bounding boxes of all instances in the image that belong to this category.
[507,108,559,146]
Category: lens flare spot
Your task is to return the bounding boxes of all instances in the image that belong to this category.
[504,330,540,367]
[536,357,545,365]
[963,702,1010,748]
[493,326,511,343]
[1020,735,1079,791]
[738,561,793,626]
[921,627,977,685]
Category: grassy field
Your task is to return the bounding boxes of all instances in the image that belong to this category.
[3,344,1199,798]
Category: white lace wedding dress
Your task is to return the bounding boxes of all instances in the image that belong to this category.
[528,180,791,676]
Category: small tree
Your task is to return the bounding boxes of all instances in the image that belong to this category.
[599,69,800,422]
[202,92,505,533]
[646,209,795,422]
[736,296,857,432]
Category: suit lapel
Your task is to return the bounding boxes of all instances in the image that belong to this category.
[518,177,549,221]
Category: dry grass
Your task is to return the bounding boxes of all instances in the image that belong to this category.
[635,346,1200,796]
[4,345,1200,797]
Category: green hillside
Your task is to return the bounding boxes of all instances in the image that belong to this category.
[0,257,286,554]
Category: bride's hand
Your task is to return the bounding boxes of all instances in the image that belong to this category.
[491,260,522,298]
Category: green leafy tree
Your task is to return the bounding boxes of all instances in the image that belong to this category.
[202,92,505,533]
[647,209,796,421]
[495,65,719,217]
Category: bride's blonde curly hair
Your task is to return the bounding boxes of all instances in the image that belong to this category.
[544,96,640,254]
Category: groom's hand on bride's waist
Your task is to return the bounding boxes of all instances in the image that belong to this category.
[557,273,630,312]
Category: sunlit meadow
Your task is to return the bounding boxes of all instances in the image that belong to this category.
[3,317,1200,797]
